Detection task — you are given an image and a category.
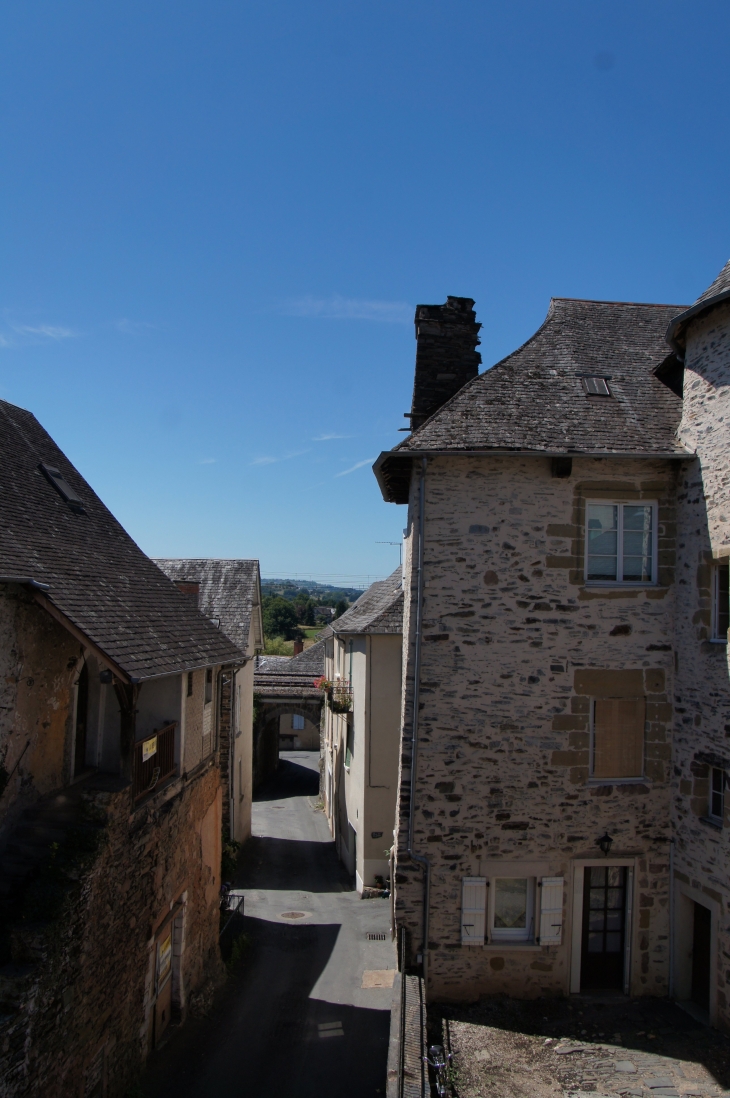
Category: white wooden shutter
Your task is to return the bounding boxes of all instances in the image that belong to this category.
[538,877,564,944]
[461,877,486,945]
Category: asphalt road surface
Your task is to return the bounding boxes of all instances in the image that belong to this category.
[141,751,394,1098]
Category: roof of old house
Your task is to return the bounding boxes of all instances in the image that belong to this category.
[253,639,326,699]
[154,558,262,655]
[321,568,403,636]
[666,259,730,353]
[0,400,243,681]
[375,297,690,504]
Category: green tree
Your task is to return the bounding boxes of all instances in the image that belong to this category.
[262,596,303,641]
[334,598,348,619]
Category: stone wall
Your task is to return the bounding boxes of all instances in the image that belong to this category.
[394,454,676,1001]
[0,764,223,1098]
[672,300,730,1029]
[0,588,80,843]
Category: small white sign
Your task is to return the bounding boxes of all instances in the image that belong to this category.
[142,735,157,763]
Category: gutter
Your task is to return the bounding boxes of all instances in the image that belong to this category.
[406,456,431,987]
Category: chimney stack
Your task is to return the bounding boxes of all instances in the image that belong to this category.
[293,639,304,656]
[407,297,481,432]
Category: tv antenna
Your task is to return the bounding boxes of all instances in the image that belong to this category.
[376,541,402,566]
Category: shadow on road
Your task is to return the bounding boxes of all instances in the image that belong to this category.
[254,754,320,801]
[141,915,389,1098]
[235,835,352,893]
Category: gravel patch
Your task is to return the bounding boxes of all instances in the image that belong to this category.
[428,997,730,1098]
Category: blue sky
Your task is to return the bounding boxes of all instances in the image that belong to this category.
[1,2,729,584]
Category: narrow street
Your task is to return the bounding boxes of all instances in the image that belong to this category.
[141,751,394,1098]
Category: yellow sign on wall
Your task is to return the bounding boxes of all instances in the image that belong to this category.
[142,735,157,763]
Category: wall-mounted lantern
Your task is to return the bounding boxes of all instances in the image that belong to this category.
[597,831,613,857]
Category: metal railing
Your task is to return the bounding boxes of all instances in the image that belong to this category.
[133,722,177,800]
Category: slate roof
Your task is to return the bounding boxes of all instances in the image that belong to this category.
[666,259,730,353]
[321,569,403,636]
[154,558,262,656]
[0,400,243,681]
[375,297,690,503]
[253,639,325,699]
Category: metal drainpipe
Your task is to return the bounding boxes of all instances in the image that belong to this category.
[669,836,675,997]
[407,457,430,987]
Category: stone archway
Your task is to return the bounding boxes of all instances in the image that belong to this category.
[252,695,323,791]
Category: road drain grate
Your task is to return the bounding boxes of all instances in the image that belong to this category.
[366,932,387,940]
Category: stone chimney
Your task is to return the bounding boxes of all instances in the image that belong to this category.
[407,297,481,432]
[293,639,304,656]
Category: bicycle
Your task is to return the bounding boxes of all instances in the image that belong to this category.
[424,1043,452,1097]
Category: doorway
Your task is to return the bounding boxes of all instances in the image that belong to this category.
[74,662,89,777]
[581,865,627,990]
[691,901,711,1012]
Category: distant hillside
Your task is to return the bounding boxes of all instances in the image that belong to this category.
[261,579,365,604]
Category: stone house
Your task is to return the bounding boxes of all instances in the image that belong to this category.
[154,558,264,845]
[321,570,403,891]
[664,260,730,1028]
[0,399,244,1096]
[253,642,324,784]
[375,294,689,1005]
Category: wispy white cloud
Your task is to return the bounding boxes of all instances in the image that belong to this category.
[335,458,375,477]
[198,458,217,465]
[285,295,412,323]
[312,432,353,441]
[10,324,77,342]
[250,449,310,467]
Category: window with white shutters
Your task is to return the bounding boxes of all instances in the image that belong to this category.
[461,877,486,945]
[538,876,564,945]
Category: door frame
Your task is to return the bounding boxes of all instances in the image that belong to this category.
[672,878,720,1026]
[570,858,637,994]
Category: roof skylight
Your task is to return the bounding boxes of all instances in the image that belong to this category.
[582,377,611,397]
[39,463,85,511]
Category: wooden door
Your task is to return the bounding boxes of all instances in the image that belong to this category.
[691,902,711,1011]
[153,929,173,1046]
[581,866,627,990]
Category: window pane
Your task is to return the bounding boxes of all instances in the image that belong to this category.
[494,878,528,928]
[606,911,622,931]
[589,911,605,931]
[587,506,618,581]
[622,554,653,581]
[589,888,605,910]
[588,932,604,952]
[607,867,623,887]
[607,888,624,910]
[590,867,606,886]
[605,932,622,953]
[718,564,730,637]
[622,506,653,581]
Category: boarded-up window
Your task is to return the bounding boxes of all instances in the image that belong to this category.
[592,697,644,779]
[461,877,486,945]
[538,877,564,944]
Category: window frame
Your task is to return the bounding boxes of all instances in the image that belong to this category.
[589,697,646,784]
[489,877,536,943]
[584,500,658,587]
[711,560,730,643]
[709,767,725,825]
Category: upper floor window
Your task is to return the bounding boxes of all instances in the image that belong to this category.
[591,697,645,781]
[586,502,657,584]
[710,767,725,824]
[205,668,213,704]
[187,671,194,697]
[292,714,305,730]
[712,561,729,642]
